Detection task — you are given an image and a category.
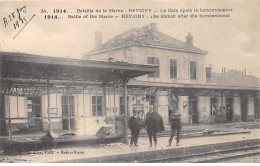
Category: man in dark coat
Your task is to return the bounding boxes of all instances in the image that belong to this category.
[145,105,165,148]
[128,110,142,147]
[167,111,182,146]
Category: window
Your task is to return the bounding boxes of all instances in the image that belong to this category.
[170,59,177,79]
[92,96,103,116]
[120,97,125,115]
[190,61,197,80]
[27,96,42,130]
[62,96,75,117]
[210,98,217,115]
[146,94,155,106]
[62,96,75,130]
[147,57,160,77]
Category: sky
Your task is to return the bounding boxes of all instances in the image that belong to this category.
[0,0,260,77]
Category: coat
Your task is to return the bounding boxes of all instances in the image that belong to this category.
[145,112,165,132]
[128,116,142,131]
[170,114,182,129]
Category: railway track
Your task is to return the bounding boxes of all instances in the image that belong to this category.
[141,145,260,163]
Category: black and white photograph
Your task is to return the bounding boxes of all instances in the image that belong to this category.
[0,0,259,163]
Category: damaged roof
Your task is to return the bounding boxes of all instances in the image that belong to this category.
[209,72,260,88]
[86,24,207,56]
[128,72,260,90]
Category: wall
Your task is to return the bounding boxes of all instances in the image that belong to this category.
[158,95,169,124]
[86,45,207,85]
[136,46,206,84]
[4,92,120,135]
[8,96,27,124]
[178,96,189,123]
[198,96,210,123]
[5,96,28,132]
[42,94,62,131]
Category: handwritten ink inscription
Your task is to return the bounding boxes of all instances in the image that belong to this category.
[2,6,35,39]
[3,6,27,29]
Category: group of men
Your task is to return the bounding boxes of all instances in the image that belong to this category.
[212,106,228,124]
[128,105,182,148]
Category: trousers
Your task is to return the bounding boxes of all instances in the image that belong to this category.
[130,130,140,146]
[147,129,157,145]
[169,127,180,144]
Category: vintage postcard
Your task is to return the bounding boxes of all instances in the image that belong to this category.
[0,0,259,163]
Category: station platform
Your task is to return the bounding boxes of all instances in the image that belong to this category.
[0,126,259,163]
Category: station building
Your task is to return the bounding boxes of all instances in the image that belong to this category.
[0,23,259,137]
[84,22,260,125]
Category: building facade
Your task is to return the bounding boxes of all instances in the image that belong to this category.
[0,23,259,137]
[84,23,260,125]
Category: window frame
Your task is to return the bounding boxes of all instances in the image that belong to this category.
[170,59,177,79]
[119,96,125,115]
[147,57,160,78]
[92,95,103,116]
[61,96,75,117]
[146,94,156,106]
[190,61,197,80]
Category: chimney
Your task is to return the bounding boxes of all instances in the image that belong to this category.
[149,22,157,32]
[206,65,212,81]
[95,31,102,49]
[186,32,193,47]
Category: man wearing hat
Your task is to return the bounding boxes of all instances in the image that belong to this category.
[128,110,142,147]
[145,105,165,148]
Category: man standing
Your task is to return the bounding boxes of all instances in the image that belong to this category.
[167,111,182,146]
[145,105,165,148]
[128,110,142,147]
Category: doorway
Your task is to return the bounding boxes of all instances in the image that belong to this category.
[62,96,76,130]
[226,98,234,122]
[241,97,248,122]
[27,96,42,131]
[189,96,198,124]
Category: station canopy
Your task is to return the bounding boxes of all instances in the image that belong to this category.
[0,52,157,96]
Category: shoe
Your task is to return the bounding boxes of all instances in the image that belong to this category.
[129,145,133,147]
[134,145,139,147]
[149,145,152,148]
[176,143,179,146]
[167,144,171,147]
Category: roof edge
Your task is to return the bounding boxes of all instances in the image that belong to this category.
[128,79,260,91]
[84,44,208,57]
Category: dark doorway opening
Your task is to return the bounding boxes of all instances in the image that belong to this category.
[27,96,42,131]
[189,96,198,124]
[241,97,248,122]
[226,98,234,122]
